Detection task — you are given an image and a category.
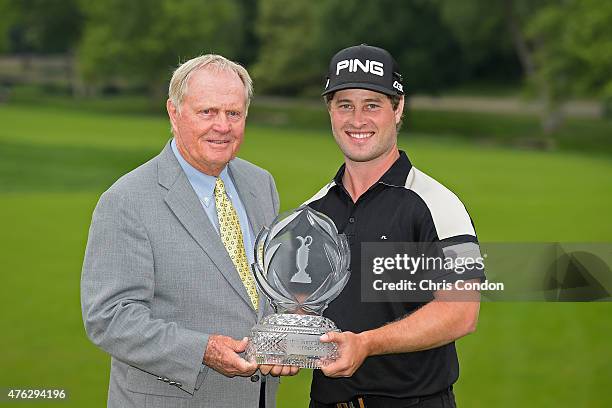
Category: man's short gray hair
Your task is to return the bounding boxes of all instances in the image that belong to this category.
[168,54,253,113]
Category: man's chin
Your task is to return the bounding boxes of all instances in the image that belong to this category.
[342,150,378,163]
[208,152,238,168]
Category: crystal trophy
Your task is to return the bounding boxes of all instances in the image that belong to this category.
[246,206,350,368]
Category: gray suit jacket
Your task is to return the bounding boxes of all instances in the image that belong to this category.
[81,142,280,408]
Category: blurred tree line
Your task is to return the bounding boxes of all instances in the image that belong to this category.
[1,0,611,132]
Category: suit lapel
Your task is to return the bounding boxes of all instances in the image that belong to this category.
[158,143,256,313]
[228,160,267,239]
[228,160,272,319]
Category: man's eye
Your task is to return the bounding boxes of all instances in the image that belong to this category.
[366,104,380,110]
[338,104,353,110]
[228,111,242,118]
[200,109,214,115]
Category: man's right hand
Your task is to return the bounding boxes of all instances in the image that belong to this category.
[203,335,258,377]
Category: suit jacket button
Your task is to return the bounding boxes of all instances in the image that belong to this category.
[250,374,260,382]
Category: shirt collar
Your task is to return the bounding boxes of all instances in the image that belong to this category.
[171,139,229,207]
[332,150,413,188]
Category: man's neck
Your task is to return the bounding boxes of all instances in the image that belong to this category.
[342,148,400,202]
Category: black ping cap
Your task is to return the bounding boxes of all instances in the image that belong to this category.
[322,44,404,96]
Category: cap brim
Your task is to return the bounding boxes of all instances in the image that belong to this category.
[322,82,401,96]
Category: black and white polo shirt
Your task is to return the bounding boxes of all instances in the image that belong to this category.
[306,150,485,403]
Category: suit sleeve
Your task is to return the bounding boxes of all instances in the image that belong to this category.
[81,189,208,395]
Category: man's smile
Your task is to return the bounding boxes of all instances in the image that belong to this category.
[206,138,231,145]
[346,131,374,140]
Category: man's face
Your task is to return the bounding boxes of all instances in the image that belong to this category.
[328,89,403,164]
[167,67,247,176]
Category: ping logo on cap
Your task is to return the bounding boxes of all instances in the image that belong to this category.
[336,59,384,77]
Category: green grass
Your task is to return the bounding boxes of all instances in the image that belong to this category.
[0,103,611,407]
[7,85,612,158]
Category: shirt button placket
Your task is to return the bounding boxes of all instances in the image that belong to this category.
[345,211,357,244]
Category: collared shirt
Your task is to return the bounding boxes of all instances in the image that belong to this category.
[171,139,254,265]
[306,150,485,403]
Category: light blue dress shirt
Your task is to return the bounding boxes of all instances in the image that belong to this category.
[171,139,255,265]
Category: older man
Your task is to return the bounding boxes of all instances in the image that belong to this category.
[81,54,294,408]
[305,45,485,408]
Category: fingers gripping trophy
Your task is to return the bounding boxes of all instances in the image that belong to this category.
[246,207,350,368]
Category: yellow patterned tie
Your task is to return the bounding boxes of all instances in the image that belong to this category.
[214,177,258,310]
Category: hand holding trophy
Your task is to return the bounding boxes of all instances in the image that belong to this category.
[246,206,350,369]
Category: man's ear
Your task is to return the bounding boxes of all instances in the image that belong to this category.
[167,99,179,132]
[395,96,405,124]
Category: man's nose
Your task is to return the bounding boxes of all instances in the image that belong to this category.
[212,114,231,133]
[350,109,367,127]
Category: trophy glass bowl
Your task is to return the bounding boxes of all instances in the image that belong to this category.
[246,206,350,368]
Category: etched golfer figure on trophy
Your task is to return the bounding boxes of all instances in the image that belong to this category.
[292,236,313,284]
[246,207,350,368]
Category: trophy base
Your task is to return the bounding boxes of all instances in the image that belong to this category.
[246,314,340,369]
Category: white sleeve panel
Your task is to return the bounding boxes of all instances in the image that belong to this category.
[404,167,476,240]
[301,181,336,207]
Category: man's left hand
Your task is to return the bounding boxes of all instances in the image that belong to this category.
[319,331,369,378]
[259,364,300,377]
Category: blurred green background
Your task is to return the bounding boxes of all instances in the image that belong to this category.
[1,0,611,407]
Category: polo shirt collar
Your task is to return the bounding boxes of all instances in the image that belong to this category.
[332,150,413,189]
